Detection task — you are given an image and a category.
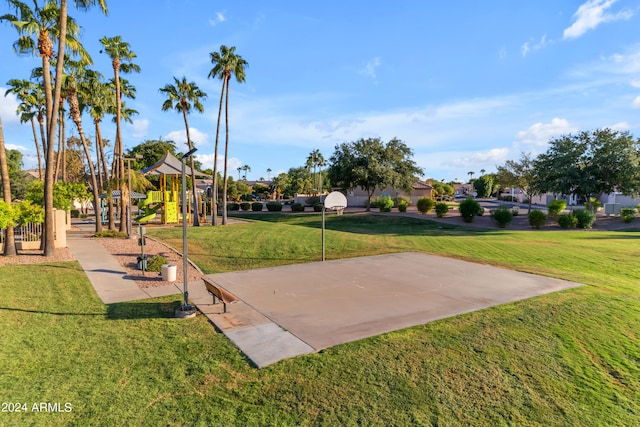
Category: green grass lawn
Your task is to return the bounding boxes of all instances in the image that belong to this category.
[1,213,639,425]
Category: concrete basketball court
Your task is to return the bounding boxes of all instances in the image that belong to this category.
[200,252,582,366]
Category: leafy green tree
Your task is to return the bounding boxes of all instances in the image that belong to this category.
[496,152,537,210]
[328,137,423,211]
[208,45,248,225]
[160,76,206,226]
[473,174,494,198]
[534,129,640,210]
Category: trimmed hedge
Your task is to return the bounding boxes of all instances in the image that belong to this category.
[528,209,547,229]
[416,197,434,214]
[459,197,480,223]
[266,201,283,212]
[251,202,264,211]
[491,206,513,228]
[291,203,305,212]
[435,202,449,218]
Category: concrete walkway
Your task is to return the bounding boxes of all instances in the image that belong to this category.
[66,221,309,367]
[67,223,183,303]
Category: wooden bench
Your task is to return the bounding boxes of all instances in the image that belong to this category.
[202,277,239,313]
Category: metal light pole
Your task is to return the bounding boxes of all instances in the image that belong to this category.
[179,148,198,315]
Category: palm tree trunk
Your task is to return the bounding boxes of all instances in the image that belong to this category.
[68,89,102,233]
[0,116,16,256]
[29,118,43,180]
[222,75,230,225]
[211,77,226,226]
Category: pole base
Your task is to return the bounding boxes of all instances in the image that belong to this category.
[175,305,197,319]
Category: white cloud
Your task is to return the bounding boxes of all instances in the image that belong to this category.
[632,96,640,108]
[609,121,630,130]
[209,12,226,26]
[130,119,149,138]
[448,148,510,169]
[164,127,209,148]
[5,143,28,152]
[499,47,507,60]
[521,35,552,57]
[514,118,578,148]
[631,79,640,88]
[563,0,633,40]
[359,57,381,80]
[0,89,20,124]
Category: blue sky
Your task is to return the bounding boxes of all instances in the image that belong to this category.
[2,0,640,182]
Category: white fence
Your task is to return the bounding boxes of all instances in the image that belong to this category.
[0,210,67,251]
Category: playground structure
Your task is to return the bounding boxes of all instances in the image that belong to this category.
[136,151,210,225]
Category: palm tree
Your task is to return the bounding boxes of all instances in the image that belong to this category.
[81,69,110,190]
[65,59,103,232]
[208,45,248,225]
[0,116,17,256]
[480,168,486,176]
[2,0,105,256]
[237,167,242,181]
[4,79,45,179]
[306,149,325,195]
[100,35,140,233]
[468,171,475,182]
[241,164,251,181]
[266,168,272,180]
[160,76,207,226]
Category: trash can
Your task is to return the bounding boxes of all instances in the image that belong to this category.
[136,255,148,270]
[161,264,177,282]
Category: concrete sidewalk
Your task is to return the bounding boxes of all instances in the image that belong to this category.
[66,223,183,303]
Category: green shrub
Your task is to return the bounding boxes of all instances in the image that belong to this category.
[395,195,411,208]
[266,201,283,212]
[313,203,324,212]
[491,206,513,228]
[557,213,578,229]
[398,201,408,213]
[459,197,480,223]
[548,199,566,217]
[620,208,636,223]
[511,206,519,216]
[574,209,596,229]
[291,202,305,212]
[240,202,251,211]
[13,200,44,226]
[146,255,168,272]
[251,202,263,211]
[435,202,449,218]
[0,200,16,229]
[70,209,80,218]
[528,210,547,229]
[305,196,321,207]
[416,197,434,214]
[227,202,240,211]
[376,195,394,212]
[93,230,128,238]
[476,206,485,216]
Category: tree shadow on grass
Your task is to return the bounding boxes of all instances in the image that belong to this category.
[106,300,181,320]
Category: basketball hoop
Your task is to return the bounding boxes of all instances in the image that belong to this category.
[322,192,348,260]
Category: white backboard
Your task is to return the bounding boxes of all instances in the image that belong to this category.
[324,191,348,210]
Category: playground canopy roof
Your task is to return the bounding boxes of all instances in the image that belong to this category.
[142,151,210,177]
